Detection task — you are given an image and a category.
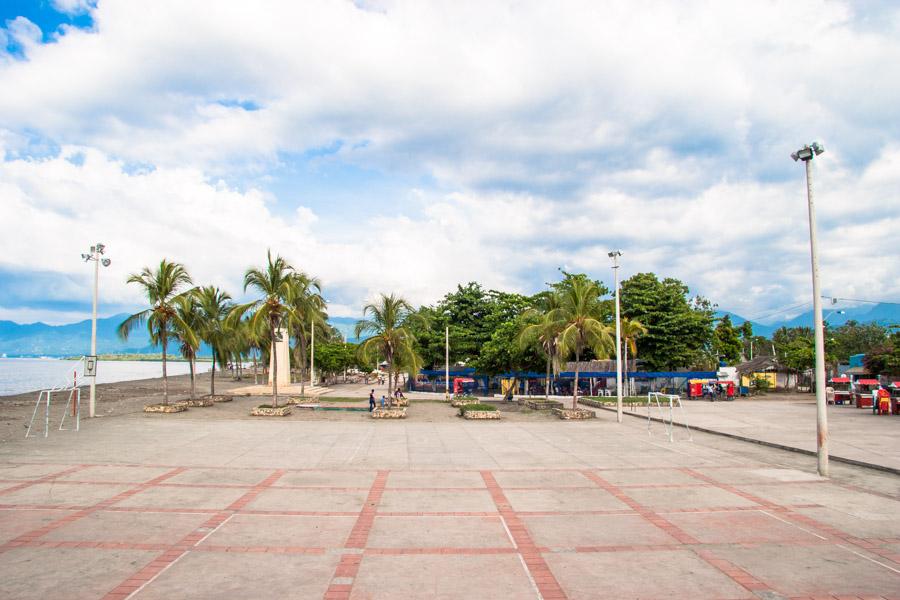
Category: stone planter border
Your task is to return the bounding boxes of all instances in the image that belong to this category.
[451,397,481,408]
[462,410,501,420]
[183,398,214,407]
[371,408,407,419]
[250,405,293,417]
[143,403,188,413]
[552,407,596,420]
[525,399,564,411]
[207,395,233,403]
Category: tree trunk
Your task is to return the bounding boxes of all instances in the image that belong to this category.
[162,331,169,405]
[545,354,551,400]
[253,349,259,385]
[210,348,216,396]
[573,349,580,410]
[272,321,279,408]
[189,357,195,400]
[299,334,307,396]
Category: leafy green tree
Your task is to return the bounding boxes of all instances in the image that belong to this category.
[172,292,202,400]
[552,278,614,409]
[355,294,423,405]
[229,251,300,407]
[829,321,888,363]
[285,272,326,394]
[194,285,232,395]
[314,342,357,382]
[620,317,647,392]
[518,294,565,399]
[713,315,742,364]
[473,317,544,399]
[781,337,815,373]
[620,273,715,370]
[118,259,194,405]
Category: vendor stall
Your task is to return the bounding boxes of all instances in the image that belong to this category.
[828,376,852,405]
[853,379,880,409]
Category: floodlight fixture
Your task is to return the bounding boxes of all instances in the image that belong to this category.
[791,142,824,162]
[95,243,106,254]
[101,258,111,267]
[81,253,91,261]
[607,250,622,259]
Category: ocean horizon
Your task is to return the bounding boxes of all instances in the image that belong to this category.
[0,358,211,397]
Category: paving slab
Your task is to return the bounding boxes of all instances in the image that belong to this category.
[0,463,79,480]
[42,510,213,544]
[504,487,629,512]
[713,542,900,597]
[246,487,369,512]
[662,509,823,544]
[113,484,249,510]
[131,550,339,600]
[543,549,750,599]
[386,470,486,488]
[199,514,356,547]
[56,465,174,483]
[523,513,679,548]
[378,489,497,513]
[367,515,512,548]
[625,485,760,510]
[165,467,271,486]
[0,507,76,543]
[0,482,132,507]
[0,546,158,600]
[492,470,593,488]
[274,470,377,488]
[350,553,536,599]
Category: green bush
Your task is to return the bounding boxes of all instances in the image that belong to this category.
[752,377,771,394]
[458,403,498,416]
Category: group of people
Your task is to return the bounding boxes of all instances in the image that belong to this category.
[368,387,406,411]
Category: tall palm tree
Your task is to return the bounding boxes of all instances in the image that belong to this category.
[195,286,232,396]
[118,259,193,405]
[229,251,298,407]
[172,292,202,400]
[355,293,422,407]
[519,295,565,399]
[551,279,614,409]
[285,272,326,395]
[620,317,647,396]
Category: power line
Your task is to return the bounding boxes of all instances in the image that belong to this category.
[745,301,812,323]
[823,296,900,307]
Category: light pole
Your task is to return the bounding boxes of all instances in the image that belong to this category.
[81,243,111,418]
[310,318,315,387]
[608,250,623,423]
[445,326,450,400]
[791,141,828,476]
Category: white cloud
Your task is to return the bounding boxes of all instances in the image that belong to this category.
[0,1,898,323]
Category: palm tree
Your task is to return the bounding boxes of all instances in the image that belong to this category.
[518,295,565,399]
[195,286,232,396]
[229,250,299,407]
[118,260,193,405]
[620,317,647,396]
[552,278,614,409]
[172,292,202,400]
[355,293,422,407]
[285,272,326,395]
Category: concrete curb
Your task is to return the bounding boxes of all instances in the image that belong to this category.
[587,403,900,477]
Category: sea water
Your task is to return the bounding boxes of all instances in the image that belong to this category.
[0,358,211,396]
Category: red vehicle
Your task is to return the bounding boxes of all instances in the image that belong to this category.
[828,377,852,405]
[853,379,880,409]
[453,377,476,395]
[688,379,734,399]
[890,382,900,415]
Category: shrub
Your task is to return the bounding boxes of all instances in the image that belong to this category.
[752,377,771,394]
[458,403,498,416]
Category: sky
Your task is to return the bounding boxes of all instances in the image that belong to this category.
[1,0,899,325]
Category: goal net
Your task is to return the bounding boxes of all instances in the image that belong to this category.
[646,392,692,442]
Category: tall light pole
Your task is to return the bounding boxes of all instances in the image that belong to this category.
[81,243,110,418]
[609,250,623,423]
[310,318,315,387]
[445,326,450,400]
[791,141,828,476]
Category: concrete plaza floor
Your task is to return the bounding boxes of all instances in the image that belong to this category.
[0,404,898,599]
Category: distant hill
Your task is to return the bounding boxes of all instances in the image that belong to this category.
[0,313,363,357]
[717,302,900,337]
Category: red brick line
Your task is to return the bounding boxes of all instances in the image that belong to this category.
[581,471,699,545]
[583,470,782,595]
[322,470,389,600]
[680,468,900,567]
[693,548,774,593]
[0,465,90,496]
[8,539,170,551]
[103,506,221,514]
[194,544,326,554]
[0,467,188,555]
[101,469,286,600]
[482,470,568,600]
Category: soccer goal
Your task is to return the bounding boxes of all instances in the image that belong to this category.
[25,383,81,439]
[646,392,692,442]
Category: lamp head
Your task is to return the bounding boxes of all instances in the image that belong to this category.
[101,258,111,267]
[791,142,824,162]
[607,250,622,258]
[95,243,105,255]
[81,253,91,262]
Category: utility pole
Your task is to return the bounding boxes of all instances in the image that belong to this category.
[792,141,828,477]
[310,318,315,387]
[609,250,623,423]
[81,244,110,418]
[445,326,450,400]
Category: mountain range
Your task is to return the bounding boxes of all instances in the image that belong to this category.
[0,304,896,358]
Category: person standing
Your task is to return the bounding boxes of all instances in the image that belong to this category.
[369,389,376,412]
